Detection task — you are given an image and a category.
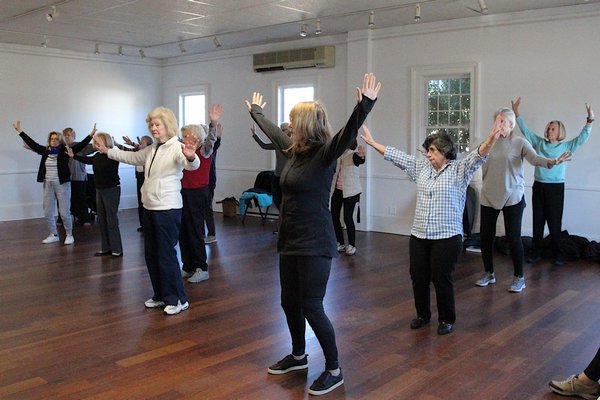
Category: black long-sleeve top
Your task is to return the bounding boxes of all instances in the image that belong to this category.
[73,153,120,189]
[19,132,93,184]
[249,96,376,257]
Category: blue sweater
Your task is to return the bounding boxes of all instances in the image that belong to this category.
[516,116,592,183]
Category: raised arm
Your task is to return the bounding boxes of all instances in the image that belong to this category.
[477,116,504,157]
[245,92,292,152]
[13,120,46,154]
[251,125,275,150]
[360,124,386,156]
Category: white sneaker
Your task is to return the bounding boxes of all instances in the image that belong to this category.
[345,245,356,256]
[42,234,59,244]
[204,235,217,244]
[187,269,209,283]
[64,235,75,245]
[337,243,346,252]
[164,300,189,315]
[181,269,193,279]
[144,298,165,308]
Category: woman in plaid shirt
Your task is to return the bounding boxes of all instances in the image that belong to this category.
[361,123,501,335]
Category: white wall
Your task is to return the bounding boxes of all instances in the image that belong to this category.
[0,45,162,221]
[3,4,599,241]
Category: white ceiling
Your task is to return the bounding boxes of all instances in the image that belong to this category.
[0,0,598,59]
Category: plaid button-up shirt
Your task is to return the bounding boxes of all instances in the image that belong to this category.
[384,147,486,240]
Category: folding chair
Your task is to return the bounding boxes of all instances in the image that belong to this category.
[240,170,275,224]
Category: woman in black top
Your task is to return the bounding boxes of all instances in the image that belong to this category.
[69,132,122,257]
[245,73,381,396]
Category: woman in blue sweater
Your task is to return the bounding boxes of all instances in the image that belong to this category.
[511,98,594,264]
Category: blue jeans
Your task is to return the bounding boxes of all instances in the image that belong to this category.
[279,254,339,371]
[43,180,72,235]
[143,208,187,306]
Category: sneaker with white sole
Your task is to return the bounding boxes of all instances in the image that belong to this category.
[267,354,308,375]
[337,243,346,252]
[181,269,193,279]
[187,269,209,283]
[164,300,189,315]
[475,272,496,287]
[345,245,356,256]
[204,235,217,244]
[42,234,59,244]
[308,369,344,396]
[64,235,75,245]
[549,374,600,400]
[144,298,165,308]
[508,276,526,293]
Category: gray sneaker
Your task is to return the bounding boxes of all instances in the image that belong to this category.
[181,269,193,279]
[187,269,209,283]
[549,374,600,400]
[475,272,496,287]
[508,276,526,293]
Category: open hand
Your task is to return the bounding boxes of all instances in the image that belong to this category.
[182,134,198,159]
[356,73,382,102]
[209,104,224,124]
[13,120,21,133]
[245,92,267,111]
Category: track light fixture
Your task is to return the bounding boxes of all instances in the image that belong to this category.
[478,0,488,14]
[315,19,322,35]
[94,42,100,55]
[213,36,221,48]
[118,45,124,56]
[41,35,48,48]
[139,49,146,58]
[414,4,421,22]
[300,23,307,37]
[45,6,57,22]
[368,11,375,29]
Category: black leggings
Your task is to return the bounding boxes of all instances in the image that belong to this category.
[330,189,360,246]
[279,254,338,371]
[531,182,564,258]
[585,347,600,382]
[480,196,526,277]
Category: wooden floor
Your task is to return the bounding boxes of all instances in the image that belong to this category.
[1,209,599,400]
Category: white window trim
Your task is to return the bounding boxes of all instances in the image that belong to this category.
[177,84,210,127]
[410,62,479,155]
[271,75,319,125]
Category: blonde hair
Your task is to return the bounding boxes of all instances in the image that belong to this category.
[146,106,179,139]
[544,120,567,141]
[47,131,65,147]
[94,132,114,149]
[288,101,332,153]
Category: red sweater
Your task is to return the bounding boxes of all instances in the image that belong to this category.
[181,147,212,189]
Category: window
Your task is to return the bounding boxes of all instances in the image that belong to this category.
[426,77,471,152]
[178,89,207,127]
[277,84,315,125]
[411,63,479,154]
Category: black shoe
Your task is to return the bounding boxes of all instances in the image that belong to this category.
[94,251,111,257]
[308,369,344,396]
[437,322,454,335]
[410,316,430,329]
[267,354,308,375]
[526,251,542,263]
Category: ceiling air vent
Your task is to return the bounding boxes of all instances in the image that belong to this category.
[253,46,335,73]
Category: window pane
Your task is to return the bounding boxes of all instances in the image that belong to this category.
[449,111,460,125]
[428,97,438,111]
[428,112,437,126]
[461,79,470,93]
[438,95,449,110]
[449,94,460,111]
[182,94,206,126]
[439,111,449,125]
[449,79,461,94]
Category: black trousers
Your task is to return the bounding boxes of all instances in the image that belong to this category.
[480,196,526,277]
[71,180,91,223]
[204,184,216,237]
[136,171,145,228]
[409,235,462,324]
[531,181,564,259]
[584,346,600,382]
[330,189,360,246]
[179,187,209,273]
[279,254,339,371]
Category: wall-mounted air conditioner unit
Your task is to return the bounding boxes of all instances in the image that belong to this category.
[253,46,335,73]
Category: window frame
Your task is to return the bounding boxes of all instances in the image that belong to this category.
[177,84,209,128]
[411,62,479,155]
[272,76,318,125]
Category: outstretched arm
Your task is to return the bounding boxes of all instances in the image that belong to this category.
[360,124,386,156]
